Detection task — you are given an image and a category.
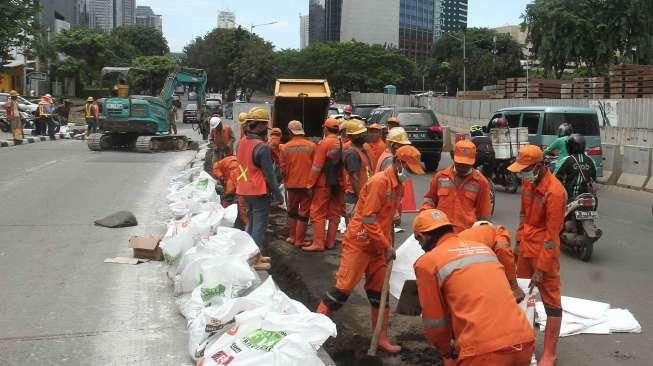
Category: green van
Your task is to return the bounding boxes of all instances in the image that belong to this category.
[487,106,603,177]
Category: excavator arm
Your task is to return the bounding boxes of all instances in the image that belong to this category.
[160,67,208,110]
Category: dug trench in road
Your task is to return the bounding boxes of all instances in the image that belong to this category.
[0,132,195,363]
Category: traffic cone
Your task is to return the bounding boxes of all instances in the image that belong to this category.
[401,180,418,213]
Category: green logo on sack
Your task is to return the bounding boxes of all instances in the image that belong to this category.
[201,284,226,302]
[241,329,287,352]
[192,178,209,190]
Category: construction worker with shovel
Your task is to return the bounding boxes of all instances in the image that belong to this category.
[315,145,425,354]
[412,209,534,365]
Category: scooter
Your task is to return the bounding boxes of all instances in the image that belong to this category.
[560,192,602,262]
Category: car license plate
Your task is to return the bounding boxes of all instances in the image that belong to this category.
[106,103,122,110]
[410,132,427,139]
[575,210,598,220]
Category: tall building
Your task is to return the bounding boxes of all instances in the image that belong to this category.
[340,0,399,47]
[135,5,162,32]
[39,0,77,34]
[399,0,435,60]
[439,0,467,34]
[300,15,309,49]
[89,0,114,32]
[217,11,236,29]
[308,0,342,44]
[114,0,135,27]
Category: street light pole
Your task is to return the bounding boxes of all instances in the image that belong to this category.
[250,21,278,34]
[463,33,466,93]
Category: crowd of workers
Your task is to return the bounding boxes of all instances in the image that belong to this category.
[203,106,576,366]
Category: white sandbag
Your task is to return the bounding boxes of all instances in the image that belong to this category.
[188,277,306,361]
[171,166,202,184]
[389,235,424,299]
[160,216,194,265]
[174,254,215,295]
[199,258,258,304]
[189,206,224,240]
[176,286,205,323]
[201,310,337,366]
[201,227,260,260]
[221,204,238,227]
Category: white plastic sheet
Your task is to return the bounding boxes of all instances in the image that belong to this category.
[389,236,424,299]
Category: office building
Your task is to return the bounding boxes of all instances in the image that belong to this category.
[114,0,135,27]
[399,0,435,60]
[300,15,309,49]
[308,0,342,44]
[39,0,77,33]
[89,0,114,32]
[135,5,163,32]
[340,0,399,47]
[439,0,467,34]
[218,11,236,29]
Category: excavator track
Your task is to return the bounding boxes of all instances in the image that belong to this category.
[87,133,113,151]
[135,135,189,153]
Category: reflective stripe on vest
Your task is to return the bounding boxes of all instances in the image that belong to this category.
[423,315,451,330]
[438,177,455,188]
[85,104,93,118]
[437,253,498,284]
[235,138,267,196]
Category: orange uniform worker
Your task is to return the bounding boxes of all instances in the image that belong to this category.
[508,145,566,366]
[342,119,373,219]
[387,116,400,130]
[209,116,235,157]
[421,140,492,233]
[212,155,248,227]
[375,127,411,173]
[268,127,282,165]
[413,209,535,366]
[459,221,524,303]
[316,145,425,354]
[280,120,317,247]
[367,123,386,169]
[303,118,345,252]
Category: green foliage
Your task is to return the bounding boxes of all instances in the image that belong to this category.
[276,41,416,94]
[428,28,524,95]
[130,55,178,94]
[111,25,170,57]
[0,0,39,72]
[54,28,120,82]
[183,27,276,101]
[523,0,653,78]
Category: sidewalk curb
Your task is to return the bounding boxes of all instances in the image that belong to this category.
[0,133,72,148]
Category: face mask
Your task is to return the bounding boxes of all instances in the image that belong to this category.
[517,169,538,182]
[455,166,473,177]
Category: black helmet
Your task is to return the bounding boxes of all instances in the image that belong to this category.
[566,133,586,155]
[558,123,573,137]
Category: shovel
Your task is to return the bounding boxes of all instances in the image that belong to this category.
[395,279,421,316]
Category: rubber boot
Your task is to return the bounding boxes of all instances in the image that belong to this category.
[295,221,309,247]
[315,300,332,316]
[370,308,402,354]
[286,218,297,245]
[325,219,339,250]
[303,221,325,252]
[538,316,561,366]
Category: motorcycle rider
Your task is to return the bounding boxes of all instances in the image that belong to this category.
[469,125,495,179]
[554,134,597,201]
[544,123,573,170]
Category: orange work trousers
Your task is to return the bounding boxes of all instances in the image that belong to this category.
[334,239,387,296]
[310,186,344,227]
[458,342,534,366]
[516,256,561,309]
[287,188,312,221]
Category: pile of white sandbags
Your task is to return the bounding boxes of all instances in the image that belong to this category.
[159,154,336,365]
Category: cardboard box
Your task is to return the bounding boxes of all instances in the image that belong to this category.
[128,235,164,261]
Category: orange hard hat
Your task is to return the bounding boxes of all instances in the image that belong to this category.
[413,209,452,233]
[453,140,477,165]
[368,123,383,130]
[324,117,340,129]
[395,145,425,175]
[270,127,282,136]
[508,144,543,172]
[388,117,400,125]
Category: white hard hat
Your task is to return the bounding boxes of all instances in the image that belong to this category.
[209,116,222,129]
[472,220,494,228]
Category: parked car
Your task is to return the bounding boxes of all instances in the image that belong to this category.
[328,106,341,117]
[188,91,198,101]
[174,86,185,95]
[367,106,443,171]
[0,93,39,113]
[206,98,222,115]
[183,103,198,124]
[488,106,603,176]
[353,103,382,121]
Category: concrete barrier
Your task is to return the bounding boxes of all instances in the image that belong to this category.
[598,143,621,185]
[616,145,652,190]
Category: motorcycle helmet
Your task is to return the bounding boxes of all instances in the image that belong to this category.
[566,133,586,155]
[558,123,573,137]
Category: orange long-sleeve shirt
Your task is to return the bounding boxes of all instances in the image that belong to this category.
[308,134,342,188]
[212,156,240,197]
[516,169,566,273]
[421,166,492,233]
[459,224,517,285]
[279,136,316,189]
[368,139,386,170]
[414,233,534,360]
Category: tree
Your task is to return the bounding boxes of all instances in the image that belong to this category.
[0,0,39,73]
[54,28,120,82]
[184,27,277,101]
[130,55,177,94]
[111,25,170,57]
[427,28,523,95]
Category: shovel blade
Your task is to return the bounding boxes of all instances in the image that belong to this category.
[395,280,421,316]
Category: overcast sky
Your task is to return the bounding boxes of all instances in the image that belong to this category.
[137,0,532,53]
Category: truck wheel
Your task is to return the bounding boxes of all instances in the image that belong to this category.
[579,240,593,262]
[424,153,441,173]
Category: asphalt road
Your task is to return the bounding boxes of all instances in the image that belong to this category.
[0,127,200,365]
[1,130,651,365]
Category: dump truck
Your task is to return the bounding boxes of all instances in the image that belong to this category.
[272,79,331,141]
[87,67,208,152]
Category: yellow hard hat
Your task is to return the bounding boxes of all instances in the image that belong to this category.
[9,90,19,97]
[87,97,94,102]
[343,118,367,135]
[248,108,270,122]
[238,112,249,125]
[386,127,411,145]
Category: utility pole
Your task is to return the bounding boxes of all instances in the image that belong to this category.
[463,32,466,93]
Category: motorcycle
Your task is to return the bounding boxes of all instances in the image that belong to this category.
[560,192,602,261]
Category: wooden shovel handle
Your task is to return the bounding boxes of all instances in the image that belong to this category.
[368,225,396,356]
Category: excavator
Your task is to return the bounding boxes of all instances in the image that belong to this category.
[87,67,208,152]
